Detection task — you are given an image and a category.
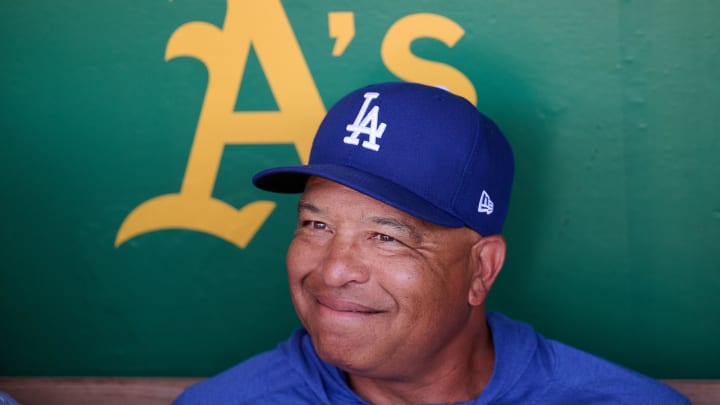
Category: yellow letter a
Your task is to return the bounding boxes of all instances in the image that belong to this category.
[115,0,326,249]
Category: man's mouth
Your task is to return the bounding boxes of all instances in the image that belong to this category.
[315,295,384,315]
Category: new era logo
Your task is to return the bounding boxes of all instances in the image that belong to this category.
[478,190,494,215]
[343,92,387,151]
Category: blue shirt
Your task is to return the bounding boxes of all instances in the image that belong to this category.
[173,312,689,404]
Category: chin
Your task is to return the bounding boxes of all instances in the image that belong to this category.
[310,331,376,371]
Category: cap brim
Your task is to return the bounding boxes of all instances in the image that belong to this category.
[253,164,464,229]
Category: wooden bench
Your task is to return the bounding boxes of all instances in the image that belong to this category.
[0,377,717,404]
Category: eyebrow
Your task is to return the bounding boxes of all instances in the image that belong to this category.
[297,200,321,214]
[369,215,423,244]
[297,200,423,244]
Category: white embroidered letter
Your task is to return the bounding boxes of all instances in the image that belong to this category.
[344,92,387,151]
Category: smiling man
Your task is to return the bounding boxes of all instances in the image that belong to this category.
[173,82,688,404]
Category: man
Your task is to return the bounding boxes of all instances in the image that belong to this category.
[174,82,688,404]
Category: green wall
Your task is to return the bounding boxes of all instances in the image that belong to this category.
[1,0,718,378]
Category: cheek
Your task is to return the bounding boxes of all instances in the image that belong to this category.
[286,239,312,278]
[286,240,313,318]
[382,265,421,293]
[286,238,325,299]
[380,263,438,310]
[382,261,468,318]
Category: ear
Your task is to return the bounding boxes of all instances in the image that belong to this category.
[467,235,506,306]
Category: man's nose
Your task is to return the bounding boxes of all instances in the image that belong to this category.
[319,235,370,287]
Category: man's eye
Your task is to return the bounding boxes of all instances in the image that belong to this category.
[301,220,327,230]
[373,233,396,243]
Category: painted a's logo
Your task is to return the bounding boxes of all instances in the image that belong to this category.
[114,0,326,249]
[343,92,387,151]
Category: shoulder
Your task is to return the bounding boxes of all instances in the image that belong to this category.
[541,339,689,404]
[485,313,689,404]
[171,330,321,405]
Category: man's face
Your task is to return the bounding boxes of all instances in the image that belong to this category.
[286,177,484,378]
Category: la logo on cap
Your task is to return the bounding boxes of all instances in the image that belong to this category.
[343,92,387,151]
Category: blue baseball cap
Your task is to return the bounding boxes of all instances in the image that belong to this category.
[252,82,514,236]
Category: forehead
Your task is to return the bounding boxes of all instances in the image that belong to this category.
[301,177,415,215]
[300,176,408,213]
[300,177,463,236]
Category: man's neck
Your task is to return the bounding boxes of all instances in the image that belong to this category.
[346,318,495,405]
